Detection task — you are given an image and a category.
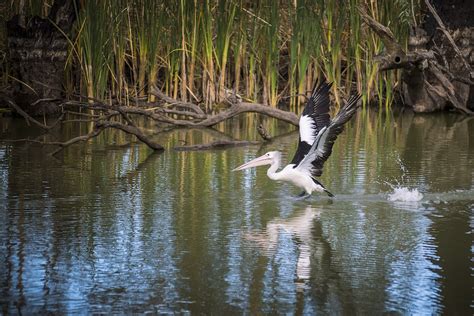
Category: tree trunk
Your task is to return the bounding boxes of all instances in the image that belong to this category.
[361,0,474,114]
[6,0,76,116]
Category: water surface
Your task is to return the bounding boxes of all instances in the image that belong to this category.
[0,111,473,314]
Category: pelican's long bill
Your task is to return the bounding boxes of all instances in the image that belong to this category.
[232,154,273,171]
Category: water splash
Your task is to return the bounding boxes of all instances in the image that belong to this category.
[385,155,423,202]
[388,186,423,202]
[396,155,408,181]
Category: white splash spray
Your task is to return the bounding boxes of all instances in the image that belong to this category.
[388,186,423,202]
[385,155,424,202]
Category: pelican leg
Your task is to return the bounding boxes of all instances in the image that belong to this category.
[297,191,311,199]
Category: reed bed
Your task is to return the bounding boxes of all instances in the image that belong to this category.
[14,0,420,111]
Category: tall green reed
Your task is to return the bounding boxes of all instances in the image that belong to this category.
[16,0,419,111]
[75,1,112,102]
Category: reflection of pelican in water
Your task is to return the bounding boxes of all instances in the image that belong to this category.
[244,207,356,314]
[244,207,320,289]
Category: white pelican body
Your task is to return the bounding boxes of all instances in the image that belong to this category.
[273,164,326,195]
[233,79,361,197]
[234,151,327,195]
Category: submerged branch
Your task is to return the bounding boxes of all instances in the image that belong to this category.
[174,140,260,151]
[2,126,105,156]
[96,121,164,151]
[1,94,65,130]
[50,126,105,156]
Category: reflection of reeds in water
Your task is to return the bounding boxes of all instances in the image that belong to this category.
[10,1,419,110]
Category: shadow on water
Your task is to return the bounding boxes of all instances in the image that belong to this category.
[0,111,473,314]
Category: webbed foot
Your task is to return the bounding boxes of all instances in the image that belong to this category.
[296,191,311,199]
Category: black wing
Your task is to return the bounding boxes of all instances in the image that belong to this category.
[296,93,362,177]
[289,79,333,166]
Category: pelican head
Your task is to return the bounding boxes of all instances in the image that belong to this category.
[232,151,281,171]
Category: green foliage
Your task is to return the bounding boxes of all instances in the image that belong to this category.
[75,1,112,101]
[14,0,420,110]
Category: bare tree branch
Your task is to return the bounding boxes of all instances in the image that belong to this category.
[50,126,105,155]
[1,94,64,129]
[150,86,205,115]
[194,102,299,127]
[3,82,304,154]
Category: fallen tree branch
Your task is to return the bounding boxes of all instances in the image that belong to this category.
[4,84,303,153]
[359,6,403,54]
[30,81,300,126]
[194,102,299,127]
[157,107,207,119]
[115,102,299,127]
[174,140,260,151]
[150,86,205,115]
[96,121,164,151]
[1,94,64,130]
[2,119,164,154]
[149,86,300,126]
[131,100,207,119]
[50,126,105,155]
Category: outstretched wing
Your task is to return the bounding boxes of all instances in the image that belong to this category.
[289,79,333,166]
[296,93,362,177]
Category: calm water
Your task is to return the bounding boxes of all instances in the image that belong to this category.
[0,111,473,314]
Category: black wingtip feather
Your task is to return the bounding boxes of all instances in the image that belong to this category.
[324,189,335,198]
[311,79,332,95]
[310,80,332,103]
[307,79,333,117]
[333,93,362,125]
[310,75,331,93]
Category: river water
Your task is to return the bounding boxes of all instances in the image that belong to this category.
[0,111,472,314]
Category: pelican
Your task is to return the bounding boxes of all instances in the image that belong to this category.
[233,79,361,197]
